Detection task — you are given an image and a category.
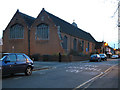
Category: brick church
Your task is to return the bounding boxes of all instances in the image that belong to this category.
[2,8,96,56]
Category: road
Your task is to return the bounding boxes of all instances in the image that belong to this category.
[2,59,119,89]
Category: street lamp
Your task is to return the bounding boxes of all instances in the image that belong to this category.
[103,42,108,54]
[104,42,108,46]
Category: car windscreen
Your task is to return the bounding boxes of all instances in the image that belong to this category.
[91,55,97,57]
[99,54,104,56]
[0,56,7,60]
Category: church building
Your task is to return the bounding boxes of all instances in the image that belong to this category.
[2,8,96,56]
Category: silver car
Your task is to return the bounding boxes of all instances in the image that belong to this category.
[99,54,107,61]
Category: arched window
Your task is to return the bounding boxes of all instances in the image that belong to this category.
[73,38,77,51]
[36,24,49,40]
[10,24,24,39]
[88,42,89,52]
[63,36,68,50]
[82,41,84,52]
[78,40,82,52]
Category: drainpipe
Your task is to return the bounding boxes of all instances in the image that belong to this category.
[28,27,30,56]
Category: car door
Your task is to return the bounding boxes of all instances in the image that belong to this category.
[15,54,27,73]
[3,54,17,75]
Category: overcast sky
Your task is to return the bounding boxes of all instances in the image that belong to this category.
[0,0,118,48]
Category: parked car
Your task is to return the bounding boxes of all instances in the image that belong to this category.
[90,54,101,62]
[99,54,107,61]
[0,53,34,76]
[111,55,119,59]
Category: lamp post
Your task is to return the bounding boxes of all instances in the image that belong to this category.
[104,42,108,54]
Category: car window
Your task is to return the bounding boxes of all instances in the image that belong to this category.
[0,56,6,61]
[91,55,96,57]
[17,55,26,62]
[6,54,16,62]
[97,55,100,57]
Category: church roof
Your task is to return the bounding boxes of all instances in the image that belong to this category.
[17,9,96,43]
[19,11,35,27]
[44,9,96,43]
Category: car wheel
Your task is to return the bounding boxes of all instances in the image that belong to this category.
[98,59,101,62]
[25,67,32,76]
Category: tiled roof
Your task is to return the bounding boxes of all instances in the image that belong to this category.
[17,9,96,43]
[45,10,96,43]
[95,42,103,49]
[19,11,35,27]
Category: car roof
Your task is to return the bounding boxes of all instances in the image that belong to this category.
[91,54,98,56]
[1,53,25,55]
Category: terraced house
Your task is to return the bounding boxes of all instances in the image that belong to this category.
[3,8,96,56]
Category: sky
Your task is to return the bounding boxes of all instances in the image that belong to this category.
[0,0,118,48]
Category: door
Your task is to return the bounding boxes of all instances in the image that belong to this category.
[15,54,27,73]
[3,54,17,75]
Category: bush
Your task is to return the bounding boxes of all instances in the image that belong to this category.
[68,49,79,56]
[43,55,50,61]
[31,54,40,61]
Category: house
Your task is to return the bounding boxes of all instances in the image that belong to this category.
[95,41,104,53]
[2,8,96,57]
[115,49,120,55]
[95,41,114,58]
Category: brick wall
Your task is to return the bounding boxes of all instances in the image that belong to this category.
[2,12,29,55]
[30,10,64,56]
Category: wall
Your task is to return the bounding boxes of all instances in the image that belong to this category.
[2,12,29,55]
[61,32,95,55]
[30,10,64,56]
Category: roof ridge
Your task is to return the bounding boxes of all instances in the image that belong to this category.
[45,10,89,34]
[18,11,36,27]
[44,10,96,42]
[19,11,36,19]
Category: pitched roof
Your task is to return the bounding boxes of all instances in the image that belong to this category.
[95,42,104,49]
[44,9,96,43]
[19,11,35,27]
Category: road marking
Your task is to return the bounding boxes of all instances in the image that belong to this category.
[73,64,118,90]
[14,77,22,80]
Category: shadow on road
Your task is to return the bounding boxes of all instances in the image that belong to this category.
[2,73,26,79]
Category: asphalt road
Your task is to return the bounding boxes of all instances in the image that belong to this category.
[2,58,119,89]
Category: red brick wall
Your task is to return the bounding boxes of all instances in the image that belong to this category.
[2,10,96,56]
[30,11,64,55]
[61,33,95,55]
[2,12,29,55]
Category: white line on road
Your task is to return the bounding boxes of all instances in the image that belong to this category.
[73,64,118,90]
[14,77,22,80]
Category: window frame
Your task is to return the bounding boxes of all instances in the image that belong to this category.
[88,42,89,52]
[16,54,26,62]
[35,23,49,40]
[9,24,24,39]
[73,38,77,51]
[5,54,17,62]
[62,35,68,51]
[82,41,84,52]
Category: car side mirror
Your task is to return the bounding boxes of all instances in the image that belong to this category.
[5,60,10,63]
